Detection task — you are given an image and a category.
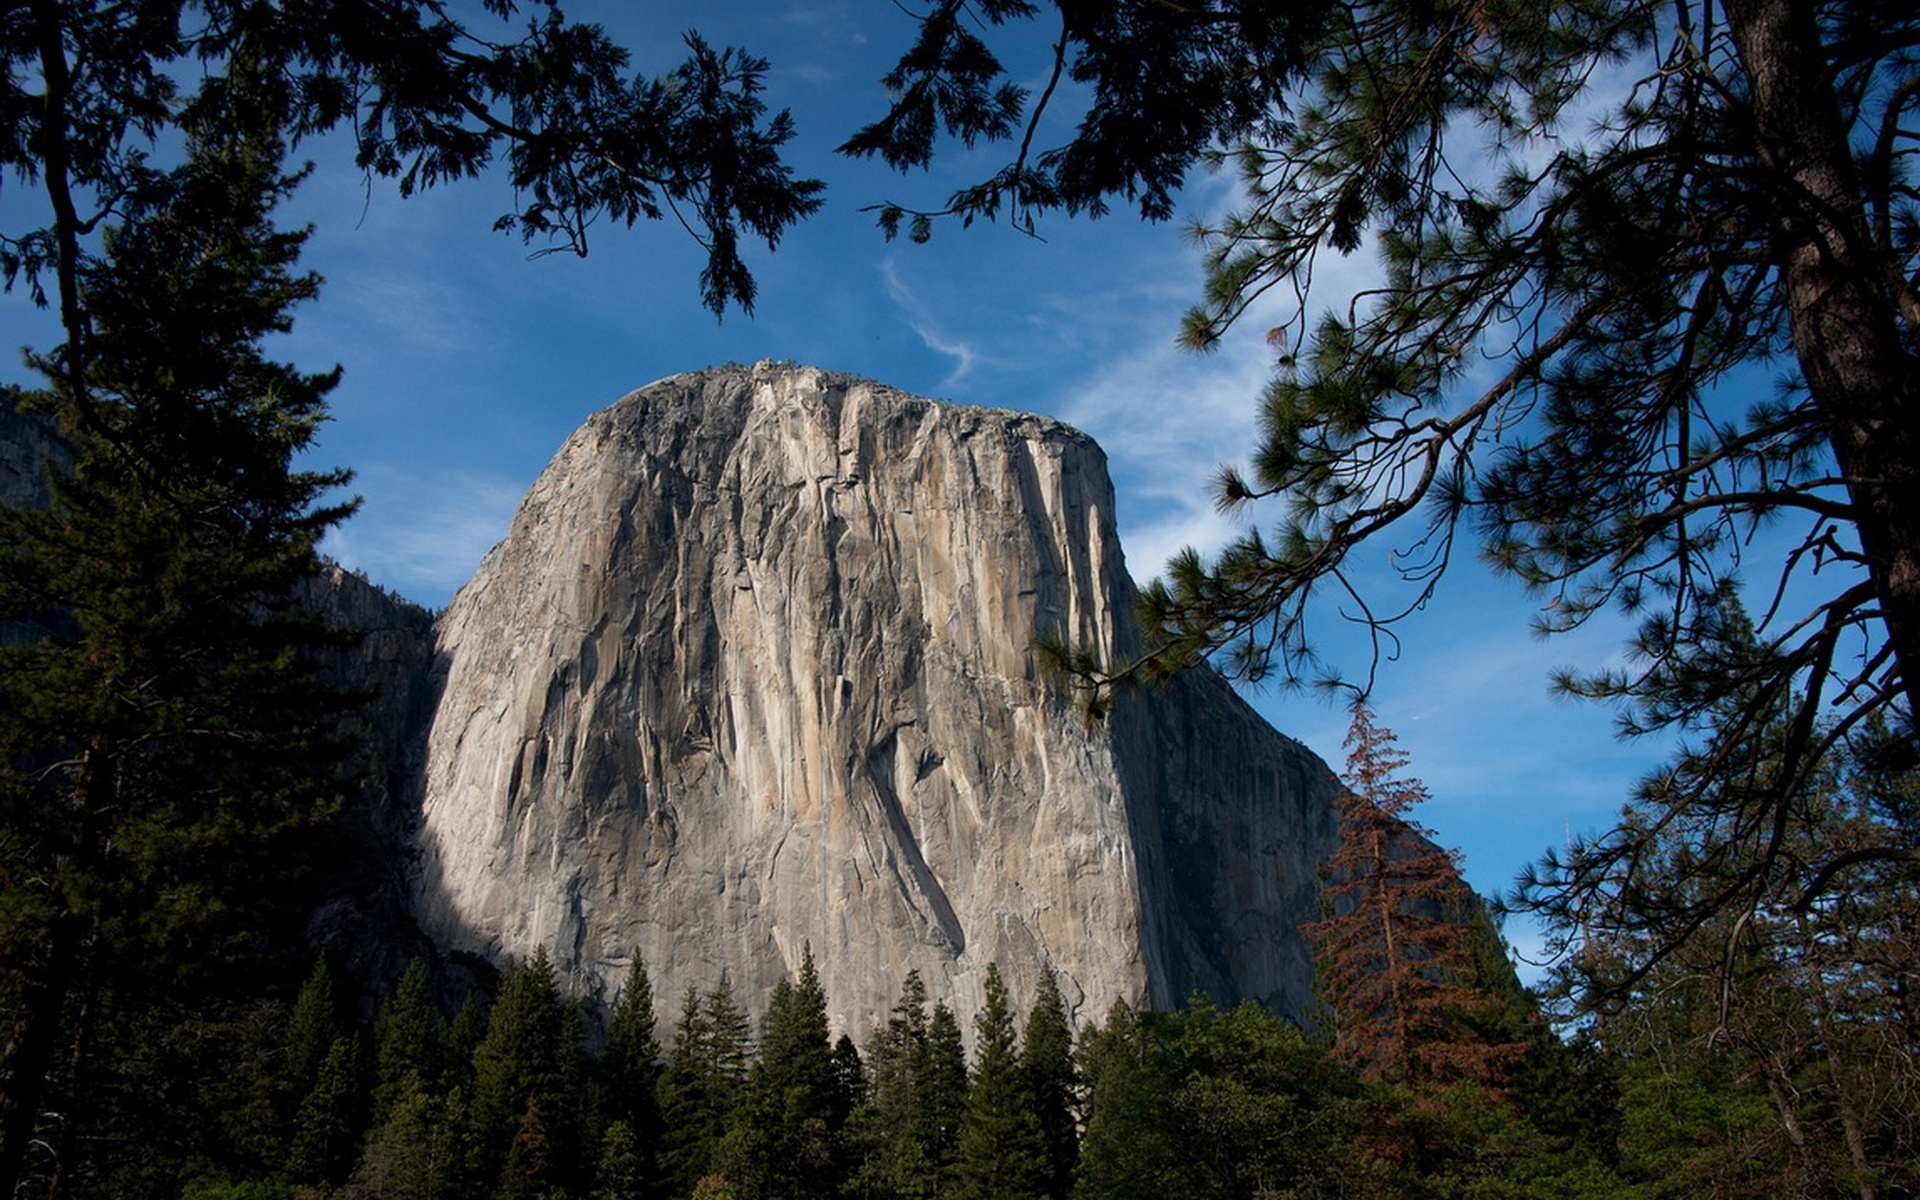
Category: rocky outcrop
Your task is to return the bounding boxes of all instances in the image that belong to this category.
[0,389,65,513]
[295,565,442,980]
[413,363,1342,1034]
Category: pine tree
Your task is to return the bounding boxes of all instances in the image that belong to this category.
[1302,700,1523,1086]
[755,949,835,1125]
[952,964,1046,1200]
[285,960,348,1105]
[919,1001,969,1186]
[658,976,754,1198]
[1534,688,1920,1196]
[1020,971,1077,1200]
[375,958,442,1123]
[596,957,663,1194]
[1073,1000,1172,1200]
[659,988,715,1198]
[469,950,584,1195]
[1074,997,1374,1200]
[704,975,756,1092]
[499,1098,562,1200]
[594,1119,648,1200]
[869,971,930,1130]
[0,61,354,1192]
[287,1034,366,1187]
[828,1035,864,1130]
[356,1082,475,1200]
[846,971,931,1200]
[742,946,840,1199]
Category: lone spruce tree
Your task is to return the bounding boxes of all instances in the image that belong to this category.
[1303,701,1521,1085]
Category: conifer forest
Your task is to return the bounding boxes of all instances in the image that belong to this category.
[0,699,1909,1200]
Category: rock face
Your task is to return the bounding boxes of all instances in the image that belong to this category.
[415,363,1341,1034]
[0,391,65,512]
[295,564,443,979]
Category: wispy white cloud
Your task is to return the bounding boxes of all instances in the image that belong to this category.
[776,0,866,45]
[880,257,983,390]
[1044,221,1384,587]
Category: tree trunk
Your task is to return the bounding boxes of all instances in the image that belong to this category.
[0,748,108,1199]
[28,0,88,398]
[0,913,82,1199]
[1725,0,1920,729]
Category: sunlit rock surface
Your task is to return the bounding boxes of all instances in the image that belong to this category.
[409,363,1342,1033]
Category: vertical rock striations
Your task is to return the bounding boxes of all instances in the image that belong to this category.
[414,363,1341,1033]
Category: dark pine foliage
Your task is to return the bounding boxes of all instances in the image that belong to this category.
[0,59,355,1195]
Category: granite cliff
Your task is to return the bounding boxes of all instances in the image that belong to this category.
[0,366,1347,1033]
[411,363,1343,1033]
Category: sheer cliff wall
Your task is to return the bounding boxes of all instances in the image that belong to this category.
[412,364,1342,1032]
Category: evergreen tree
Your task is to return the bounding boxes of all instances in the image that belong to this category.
[1073,1001,1173,1200]
[755,950,835,1127]
[469,949,585,1196]
[659,988,715,1198]
[725,946,841,1200]
[196,998,306,1180]
[375,958,442,1123]
[704,975,756,1092]
[1532,690,1920,1196]
[1019,971,1077,1200]
[596,957,664,1195]
[284,959,348,1106]
[828,1034,864,1130]
[952,964,1046,1200]
[847,971,931,1200]
[287,1033,366,1187]
[919,1001,969,1187]
[499,1098,563,1200]
[442,992,489,1087]
[356,1082,475,1200]
[0,61,354,1193]
[1302,700,1524,1085]
[658,976,754,1198]
[1074,997,1373,1200]
[870,970,931,1130]
[594,1120,649,1200]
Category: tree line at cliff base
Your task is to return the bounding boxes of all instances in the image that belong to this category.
[10,701,1911,1200]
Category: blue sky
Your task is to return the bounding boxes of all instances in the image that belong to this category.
[1,0,1675,978]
